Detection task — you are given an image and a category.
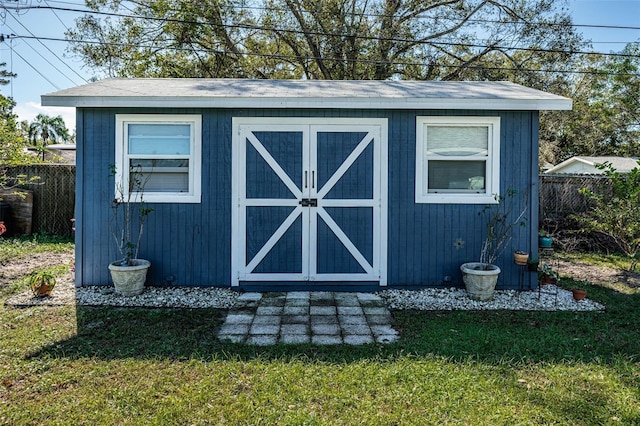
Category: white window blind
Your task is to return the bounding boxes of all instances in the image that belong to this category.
[426,126,488,156]
[128,124,191,155]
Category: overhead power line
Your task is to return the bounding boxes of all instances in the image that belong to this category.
[4,24,78,86]
[0,34,60,89]
[26,2,640,32]
[1,1,637,86]
[6,8,88,84]
[7,5,637,60]
[14,34,639,78]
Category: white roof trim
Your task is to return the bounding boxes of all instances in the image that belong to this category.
[42,78,573,111]
[545,156,640,174]
[545,157,591,173]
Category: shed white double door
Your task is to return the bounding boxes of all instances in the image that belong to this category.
[231,117,388,287]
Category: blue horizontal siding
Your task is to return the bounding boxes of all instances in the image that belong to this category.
[76,107,538,290]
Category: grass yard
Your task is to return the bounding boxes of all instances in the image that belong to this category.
[1,236,639,425]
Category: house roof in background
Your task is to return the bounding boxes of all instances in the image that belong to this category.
[545,156,640,174]
[42,79,572,111]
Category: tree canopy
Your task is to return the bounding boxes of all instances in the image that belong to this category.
[68,0,585,81]
[0,95,30,167]
[27,114,71,147]
[0,62,30,168]
[0,64,35,193]
[539,43,640,165]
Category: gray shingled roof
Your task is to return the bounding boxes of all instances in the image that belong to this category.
[41,78,572,110]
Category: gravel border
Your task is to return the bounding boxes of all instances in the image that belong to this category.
[378,285,604,311]
[5,275,604,311]
[4,276,240,309]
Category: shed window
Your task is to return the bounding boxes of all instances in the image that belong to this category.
[116,114,202,203]
[415,116,500,204]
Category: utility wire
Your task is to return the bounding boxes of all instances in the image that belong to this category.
[2,1,637,83]
[6,9,87,83]
[2,35,60,89]
[37,2,640,32]
[16,34,640,78]
[4,26,78,86]
[19,4,640,59]
[43,0,72,32]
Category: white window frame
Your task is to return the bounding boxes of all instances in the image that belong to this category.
[115,114,202,203]
[415,116,500,204]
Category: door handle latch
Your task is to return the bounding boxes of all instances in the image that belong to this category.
[299,198,318,207]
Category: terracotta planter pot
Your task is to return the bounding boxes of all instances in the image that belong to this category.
[540,274,556,285]
[572,289,587,301]
[34,284,53,297]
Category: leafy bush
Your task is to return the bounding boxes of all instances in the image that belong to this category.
[576,161,640,271]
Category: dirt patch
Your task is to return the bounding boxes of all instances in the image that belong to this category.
[0,251,74,287]
[557,259,640,289]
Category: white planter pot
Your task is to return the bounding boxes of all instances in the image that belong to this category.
[108,259,151,296]
[460,262,501,301]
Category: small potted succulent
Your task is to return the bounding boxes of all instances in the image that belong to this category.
[28,270,57,297]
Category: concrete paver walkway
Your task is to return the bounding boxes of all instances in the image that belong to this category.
[217,291,399,345]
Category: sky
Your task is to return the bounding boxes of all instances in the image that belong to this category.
[0,0,639,132]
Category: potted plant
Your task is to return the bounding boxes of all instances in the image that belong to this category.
[108,164,154,296]
[538,263,558,285]
[29,270,57,297]
[539,230,553,248]
[571,288,587,300]
[461,189,528,301]
[514,251,529,265]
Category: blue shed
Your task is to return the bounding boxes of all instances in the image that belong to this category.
[42,79,571,292]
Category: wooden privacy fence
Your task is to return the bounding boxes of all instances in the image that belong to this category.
[5,164,76,237]
[538,174,610,224]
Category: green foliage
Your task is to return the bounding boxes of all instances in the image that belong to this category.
[539,263,559,282]
[576,161,640,271]
[0,234,73,263]
[27,114,71,161]
[28,270,57,297]
[67,0,583,81]
[0,61,16,85]
[540,44,640,165]
[0,62,32,182]
[0,96,30,166]
[0,90,36,196]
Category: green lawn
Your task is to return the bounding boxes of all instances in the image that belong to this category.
[1,238,639,425]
